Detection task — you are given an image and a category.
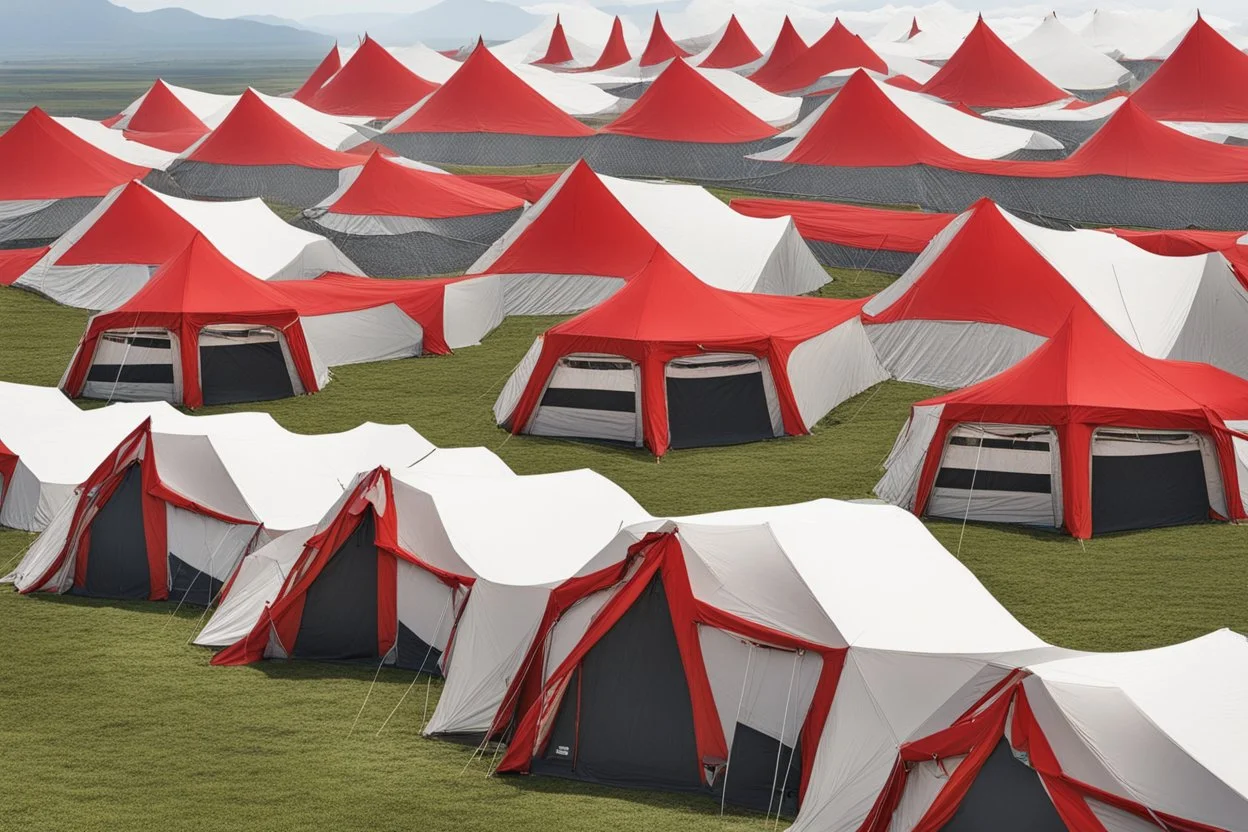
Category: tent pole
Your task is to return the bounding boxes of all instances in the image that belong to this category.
[767,649,801,821]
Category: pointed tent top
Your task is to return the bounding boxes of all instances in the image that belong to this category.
[908,17,922,39]
[294,43,344,103]
[749,15,886,93]
[698,14,763,69]
[0,106,151,200]
[601,58,777,143]
[920,16,1067,108]
[304,35,438,118]
[127,80,206,134]
[748,16,810,90]
[1130,15,1248,121]
[325,152,525,218]
[185,89,364,169]
[534,13,575,66]
[584,15,632,70]
[56,180,198,267]
[640,10,691,67]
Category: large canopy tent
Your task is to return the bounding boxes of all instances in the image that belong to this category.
[639,12,690,67]
[0,107,174,247]
[730,198,955,272]
[466,161,828,315]
[876,305,1248,538]
[861,199,1248,389]
[1131,15,1248,129]
[691,14,762,69]
[749,19,887,96]
[494,248,887,457]
[169,89,370,208]
[300,35,439,120]
[583,59,783,181]
[5,179,362,311]
[370,44,595,166]
[1011,14,1134,100]
[210,465,649,670]
[103,79,217,153]
[294,152,526,277]
[920,17,1069,109]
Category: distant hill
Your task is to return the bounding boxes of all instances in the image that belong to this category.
[0,0,331,56]
[356,0,539,48]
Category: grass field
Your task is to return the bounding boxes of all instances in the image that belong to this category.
[1,62,1246,832]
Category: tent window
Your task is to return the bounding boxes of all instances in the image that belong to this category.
[74,464,150,600]
[1091,430,1212,534]
[292,513,379,662]
[943,739,1066,832]
[199,326,296,406]
[928,424,1060,527]
[531,354,640,445]
[84,329,176,402]
[666,354,776,450]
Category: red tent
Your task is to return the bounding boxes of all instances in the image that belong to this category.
[457,172,561,202]
[900,305,1248,538]
[748,16,809,90]
[920,16,1067,108]
[118,80,209,153]
[293,44,343,102]
[698,14,762,69]
[534,15,575,66]
[498,246,875,456]
[1130,15,1248,122]
[0,107,151,201]
[304,35,438,118]
[0,247,47,285]
[749,18,886,94]
[639,12,691,67]
[580,16,631,71]
[322,152,523,218]
[600,58,777,143]
[62,234,321,408]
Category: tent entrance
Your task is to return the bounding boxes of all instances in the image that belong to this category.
[83,329,178,403]
[531,354,641,445]
[199,325,296,406]
[291,513,379,662]
[74,464,151,600]
[928,424,1061,528]
[942,739,1066,831]
[1091,429,1214,534]
[534,574,705,793]
[665,354,780,450]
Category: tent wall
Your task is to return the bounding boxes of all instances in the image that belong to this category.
[1090,430,1215,534]
[664,354,780,450]
[300,306,424,367]
[442,276,505,350]
[198,326,299,406]
[927,424,1062,528]
[785,321,889,430]
[500,273,627,316]
[529,355,641,445]
[166,506,257,607]
[291,513,380,662]
[73,463,150,599]
[941,739,1067,831]
[395,559,460,675]
[866,320,1047,389]
[82,329,180,403]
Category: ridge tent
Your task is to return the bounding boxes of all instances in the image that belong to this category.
[741,16,808,84]
[639,12,690,67]
[493,247,886,456]
[0,108,173,246]
[302,35,439,120]
[211,465,649,669]
[920,17,1069,109]
[294,152,525,277]
[861,199,1248,388]
[583,59,783,181]
[104,80,218,153]
[730,198,955,272]
[690,15,762,69]
[1132,15,1248,127]
[7,179,362,311]
[169,89,371,208]
[749,18,887,96]
[293,44,346,102]
[466,161,828,315]
[371,43,595,166]
[1011,14,1134,100]
[876,305,1248,537]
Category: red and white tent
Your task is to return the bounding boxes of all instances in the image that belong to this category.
[494,247,886,456]
[690,14,762,70]
[750,18,887,95]
[876,304,1248,537]
[639,12,690,67]
[102,79,227,153]
[861,199,1248,388]
[1011,13,1133,98]
[920,16,1069,108]
[293,44,346,102]
[467,160,828,314]
[1131,15,1248,127]
[0,107,174,246]
[582,15,632,71]
[532,14,576,66]
[742,15,807,83]
[299,35,439,120]
[6,179,362,310]
[296,152,525,277]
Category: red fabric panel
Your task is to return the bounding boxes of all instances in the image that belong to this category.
[0,441,16,506]
[0,247,49,285]
[327,152,523,217]
[747,17,808,92]
[0,108,150,200]
[121,127,206,154]
[57,181,195,266]
[730,198,955,251]
[639,12,691,67]
[750,19,886,94]
[1132,16,1248,122]
[883,75,923,92]
[186,89,364,169]
[580,17,631,71]
[920,17,1067,108]
[293,45,344,103]
[126,80,207,135]
[698,15,762,69]
[601,58,777,143]
[1108,227,1244,257]
[458,172,561,203]
[140,447,169,601]
[376,541,397,659]
[306,36,438,119]
[534,16,575,66]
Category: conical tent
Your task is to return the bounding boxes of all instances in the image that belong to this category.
[494,247,886,456]
[746,16,808,87]
[1011,13,1132,96]
[293,44,344,102]
[695,15,762,69]
[295,152,525,277]
[113,79,209,152]
[1131,15,1248,123]
[639,12,690,67]
[749,18,886,95]
[920,17,1069,108]
[303,35,439,119]
[582,16,631,71]
[534,14,575,66]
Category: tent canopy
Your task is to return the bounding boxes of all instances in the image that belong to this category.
[320,152,524,218]
[639,12,691,67]
[1131,15,1248,122]
[920,16,1069,108]
[0,108,152,200]
[303,35,439,119]
[695,15,762,69]
[750,18,887,94]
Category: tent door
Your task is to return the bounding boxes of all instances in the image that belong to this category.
[530,354,641,445]
[928,424,1061,528]
[291,513,379,662]
[665,354,778,450]
[75,464,151,600]
[717,723,801,816]
[83,329,177,402]
[534,574,704,792]
[1091,430,1212,534]
[942,739,1066,831]
[199,326,296,406]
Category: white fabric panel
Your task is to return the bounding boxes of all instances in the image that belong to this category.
[787,319,890,430]
[866,320,1047,388]
[888,756,967,832]
[875,404,946,511]
[193,526,314,648]
[0,198,58,221]
[82,328,178,404]
[20,264,155,313]
[500,273,625,316]
[300,305,424,367]
[442,276,504,350]
[1229,420,1248,519]
[395,559,459,662]
[112,82,234,127]
[927,424,1061,527]
[54,116,178,169]
[1076,8,1189,60]
[152,432,257,523]
[544,587,615,681]
[494,337,544,425]
[379,43,461,83]
[1087,798,1166,832]
[508,61,624,118]
[754,219,831,296]
[1166,254,1248,382]
[983,96,1126,122]
[3,491,76,591]
[165,505,255,584]
[1,465,71,533]
[530,355,639,445]
[697,68,801,126]
[1012,14,1133,91]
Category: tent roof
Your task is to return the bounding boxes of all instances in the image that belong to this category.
[730,198,955,252]
[533,14,575,65]
[920,16,1068,108]
[323,152,524,218]
[697,14,762,69]
[293,44,344,102]
[385,43,593,137]
[118,79,208,152]
[183,89,365,169]
[639,11,690,67]
[601,58,777,143]
[304,35,438,119]
[457,171,561,203]
[749,18,886,94]
[0,107,151,200]
[582,15,631,71]
[747,16,809,90]
[1131,15,1248,122]
[1012,13,1131,92]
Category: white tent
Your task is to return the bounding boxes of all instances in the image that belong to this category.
[1011,13,1133,94]
[53,116,178,171]
[1076,8,1191,60]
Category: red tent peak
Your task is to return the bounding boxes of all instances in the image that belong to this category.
[920,16,1067,108]
[585,16,632,70]
[748,16,810,91]
[699,14,763,69]
[305,36,438,118]
[908,17,921,39]
[326,152,525,218]
[57,181,197,267]
[387,43,593,137]
[1130,15,1248,122]
[640,11,691,67]
[750,15,886,93]
[294,44,343,103]
[184,90,362,169]
[0,107,151,200]
[126,79,206,134]
[121,233,295,315]
[601,57,777,143]
[535,14,575,66]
